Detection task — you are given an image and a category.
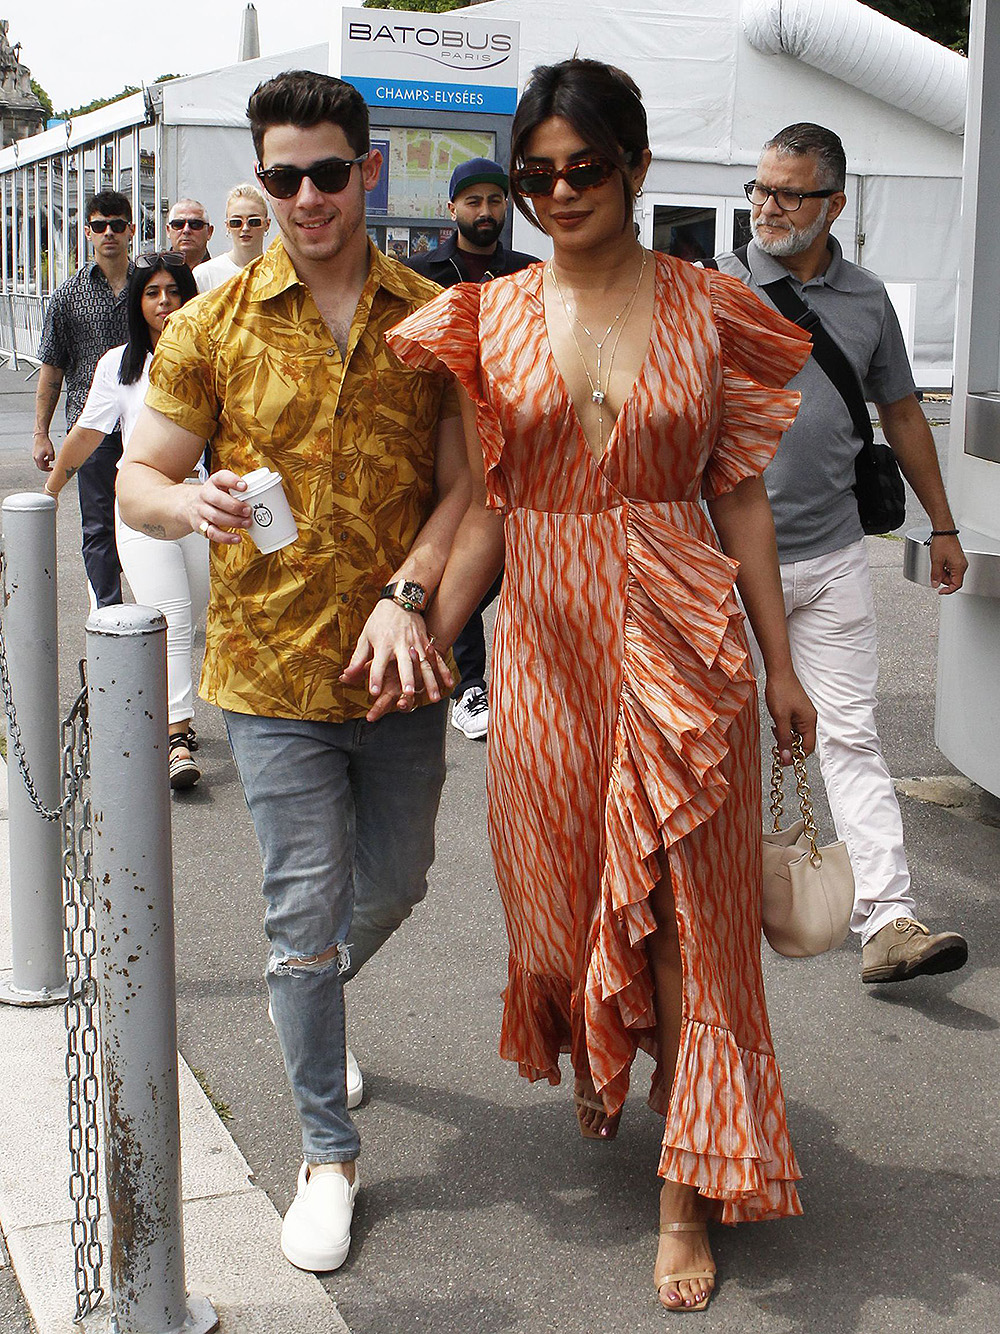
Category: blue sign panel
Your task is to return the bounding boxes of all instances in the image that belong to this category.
[348,76,517,115]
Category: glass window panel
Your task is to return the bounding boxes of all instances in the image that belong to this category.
[732,209,751,250]
[50,157,68,288]
[651,204,716,263]
[37,164,48,294]
[101,138,115,190]
[138,124,157,246]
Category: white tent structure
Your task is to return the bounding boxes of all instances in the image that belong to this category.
[476,0,966,384]
[0,0,965,382]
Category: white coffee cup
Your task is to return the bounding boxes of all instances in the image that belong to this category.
[239,467,298,554]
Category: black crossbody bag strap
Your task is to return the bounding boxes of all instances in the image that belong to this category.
[756,276,874,451]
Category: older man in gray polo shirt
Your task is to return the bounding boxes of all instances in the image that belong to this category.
[712,122,969,985]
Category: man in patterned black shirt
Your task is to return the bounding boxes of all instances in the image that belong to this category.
[34,189,135,605]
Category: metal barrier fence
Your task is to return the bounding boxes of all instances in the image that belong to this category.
[0,291,48,372]
[0,496,217,1334]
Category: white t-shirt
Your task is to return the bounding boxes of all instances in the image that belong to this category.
[76,346,149,449]
[76,347,206,481]
[195,251,242,293]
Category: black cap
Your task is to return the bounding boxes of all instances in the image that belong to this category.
[449,157,508,200]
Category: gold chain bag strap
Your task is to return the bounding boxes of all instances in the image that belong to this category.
[761,734,855,957]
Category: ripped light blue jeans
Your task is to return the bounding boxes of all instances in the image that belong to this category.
[224,703,448,1163]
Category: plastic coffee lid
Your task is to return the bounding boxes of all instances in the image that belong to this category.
[240,467,282,498]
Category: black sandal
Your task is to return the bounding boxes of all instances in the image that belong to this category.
[168,733,201,790]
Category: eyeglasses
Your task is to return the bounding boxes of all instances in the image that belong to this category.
[255,154,370,200]
[510,158,619,198]
[743,181,838,212]
[226,216,265,229]
[88,217,130,234]
[134,251,188,271]
[166,217,209,231]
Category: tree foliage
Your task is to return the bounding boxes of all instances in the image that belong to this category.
[30,78,53,120]
[865,0,970,53]
[362,1,471,11]
[57,74,182,122]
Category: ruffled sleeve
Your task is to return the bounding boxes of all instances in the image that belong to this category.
[387,283,508,506]
[701,270,812,499]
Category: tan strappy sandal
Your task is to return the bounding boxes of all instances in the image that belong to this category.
[654,1221,716,1313]
[573,1079,621,1140]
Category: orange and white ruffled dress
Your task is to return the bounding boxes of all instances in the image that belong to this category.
[388,253,812,1223]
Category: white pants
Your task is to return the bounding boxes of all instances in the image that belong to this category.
[115,507,210,726]
[779,539,915,943]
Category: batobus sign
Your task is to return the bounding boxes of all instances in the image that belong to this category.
[335,6,520,114]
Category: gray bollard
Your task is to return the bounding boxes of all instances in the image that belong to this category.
[0,492,67,1006]
[85,606,216,1334]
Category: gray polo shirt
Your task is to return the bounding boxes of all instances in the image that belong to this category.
[713,237,915,563]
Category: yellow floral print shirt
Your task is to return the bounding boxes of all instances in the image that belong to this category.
[146,239,453,722]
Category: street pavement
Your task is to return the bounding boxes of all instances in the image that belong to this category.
[0,365,998,1333]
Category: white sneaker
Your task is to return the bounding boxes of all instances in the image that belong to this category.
[451,686,489,740]
[280,1162,359,1271]
[346,1047,364,1109]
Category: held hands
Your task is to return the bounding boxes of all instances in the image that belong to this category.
[190,470,253,544]
[929,533,967,595]
[765,667,817,766]
[341,599,453,723]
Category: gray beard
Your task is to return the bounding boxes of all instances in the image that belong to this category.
[751,202,830,257]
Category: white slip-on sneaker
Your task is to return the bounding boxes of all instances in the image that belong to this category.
[346,1047,364,1109]
[280,1162,359,1272]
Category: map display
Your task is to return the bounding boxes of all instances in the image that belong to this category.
[387,128,496,220]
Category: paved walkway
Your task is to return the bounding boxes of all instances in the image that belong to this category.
[0,367,998,1333]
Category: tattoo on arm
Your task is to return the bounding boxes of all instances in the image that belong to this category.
[65,465,77,480]
[141,523,167,539]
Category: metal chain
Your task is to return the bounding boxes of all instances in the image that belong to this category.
[0,546,70,820]
[61,661,105,1321]
[0,545,104,1313]
[769,734,823,867]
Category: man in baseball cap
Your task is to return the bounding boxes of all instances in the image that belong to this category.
[407,156,537,290]
[407,159,538,741]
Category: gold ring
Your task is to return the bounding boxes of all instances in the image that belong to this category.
[199,520,210,536]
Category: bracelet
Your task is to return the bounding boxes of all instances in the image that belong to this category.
[923,528,959,545]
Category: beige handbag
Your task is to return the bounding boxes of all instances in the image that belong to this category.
[761,736,855,958]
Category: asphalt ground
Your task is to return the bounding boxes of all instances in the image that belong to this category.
[1,368,998,1333]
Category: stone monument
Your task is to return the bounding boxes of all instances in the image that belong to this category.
[0,20,46,148]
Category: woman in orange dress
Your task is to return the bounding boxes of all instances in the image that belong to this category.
[386,59,816,1312]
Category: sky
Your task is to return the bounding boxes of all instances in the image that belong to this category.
[3,2,345,114]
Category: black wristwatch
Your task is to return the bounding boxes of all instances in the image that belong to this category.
[380,579,428,613]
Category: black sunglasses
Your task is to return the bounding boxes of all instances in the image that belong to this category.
[255,154,369,200]
[166,217,209,231]
[226,216,265,228]
[511,157,619,198]
[134,251,188,271]
[88,217,130,234]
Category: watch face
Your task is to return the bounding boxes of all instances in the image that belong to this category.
[400,580,424,605]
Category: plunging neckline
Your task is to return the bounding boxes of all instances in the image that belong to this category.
[541,258,658,466]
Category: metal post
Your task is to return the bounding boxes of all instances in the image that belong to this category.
[84,606,216,1334]
[0,492,66,1005]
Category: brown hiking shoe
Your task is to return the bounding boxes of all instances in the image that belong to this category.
[862,917,968,984]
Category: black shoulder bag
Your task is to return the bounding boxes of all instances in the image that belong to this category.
[704,249,905,534]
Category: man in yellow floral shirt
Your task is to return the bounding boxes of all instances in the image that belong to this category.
[118,71,468,1275]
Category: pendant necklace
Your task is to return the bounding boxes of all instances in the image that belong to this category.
[548,250,648,448]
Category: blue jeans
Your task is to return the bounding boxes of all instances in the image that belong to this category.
[224,703,448,1163]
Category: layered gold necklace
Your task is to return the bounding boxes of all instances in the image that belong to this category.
[548,249,648,449]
